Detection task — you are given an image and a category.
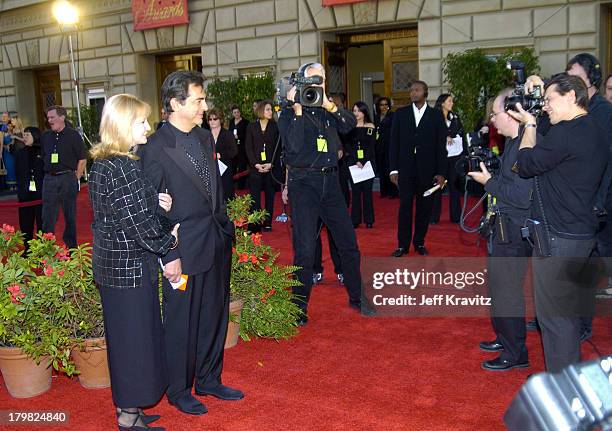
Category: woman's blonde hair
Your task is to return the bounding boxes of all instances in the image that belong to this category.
[10,115,24,133]
[90,94,151,160]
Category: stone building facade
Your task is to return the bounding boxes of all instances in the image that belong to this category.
[0,0,610,127]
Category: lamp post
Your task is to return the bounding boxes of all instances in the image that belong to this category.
[52,1,83,136]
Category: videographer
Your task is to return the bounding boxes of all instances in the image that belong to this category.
[468,89,533,372]
[278,62,373,325]
[513,74,607,372]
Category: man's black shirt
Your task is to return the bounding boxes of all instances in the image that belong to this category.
[41,126,86,173]
[278,106,356,168]
[518,115,607,238]
[484,132,533,223]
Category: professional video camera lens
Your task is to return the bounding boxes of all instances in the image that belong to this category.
[302,87,320,105]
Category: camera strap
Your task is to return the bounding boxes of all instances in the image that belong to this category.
[533,175,553,256]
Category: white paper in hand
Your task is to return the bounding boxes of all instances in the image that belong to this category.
[159,259,188,290]
[349,161,375,184]
[447,136,463,157]
[218,160,228,176]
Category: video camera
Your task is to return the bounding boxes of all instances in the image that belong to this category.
[455,131,500,176]
[277,72,324,108]
[503,61,544,115]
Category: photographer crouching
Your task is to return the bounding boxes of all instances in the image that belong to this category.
[512,74,607,372]
[468,89,533,372]
[278,63,374,325]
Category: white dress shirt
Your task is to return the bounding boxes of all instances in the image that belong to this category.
[389,103,428,176]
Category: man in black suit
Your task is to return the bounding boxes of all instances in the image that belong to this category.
[140,71,243,416]
[389,81,447,256]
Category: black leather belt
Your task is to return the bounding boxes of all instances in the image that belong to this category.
[290,166,338,174]
[47,170,72,176]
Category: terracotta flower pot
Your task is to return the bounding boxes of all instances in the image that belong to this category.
[71,338,110,389]
[224,300,244,349]
[0,347,52,398]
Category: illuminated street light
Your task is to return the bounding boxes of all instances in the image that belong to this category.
[53,1,79,27]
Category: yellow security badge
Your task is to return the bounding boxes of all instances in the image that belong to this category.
[29,180,36,192]
[260,151,267,162]
[357,149,364,159]
[51,153,59,163]
[317,136,328,152]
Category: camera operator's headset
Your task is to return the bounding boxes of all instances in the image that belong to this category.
[568,53,602,88]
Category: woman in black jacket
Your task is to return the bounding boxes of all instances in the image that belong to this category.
[228,105,249,189]
[430,93,465,224]
[14,126,44,249]
[374,97,397,198]
[347,101,376,228]
[207,108,238,202]
[245,100,279,231]
[89,94,179,431]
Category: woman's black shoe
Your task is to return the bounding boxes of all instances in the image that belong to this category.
[366,223,373,229]
[116,409,160,425]
[117,409,165,431]
[353,223,360,229]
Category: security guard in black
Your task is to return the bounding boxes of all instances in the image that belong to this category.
[41,127,86,174]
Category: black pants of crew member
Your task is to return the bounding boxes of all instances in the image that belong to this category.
[351,178,374,226]
[249,170,275,228]
[314,219,342,275]
[42,173,78,248]
[376,144,397,198]
[338,158,351,207]
[288,169,361,312]
[235,144,248,190]
[18,203,42,248]
[397,175,434,249]
[487,217,531,363]
[163,229,231,402]
[533,235,596,373]
[431,155,462,223]
[220,169,235,203]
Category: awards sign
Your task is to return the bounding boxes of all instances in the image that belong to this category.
[132,0,189,31]
[322,0,367,6]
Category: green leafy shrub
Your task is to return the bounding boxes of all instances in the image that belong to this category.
[207,73,276,122]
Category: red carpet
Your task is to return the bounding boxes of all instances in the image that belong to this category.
[0,189,610,430]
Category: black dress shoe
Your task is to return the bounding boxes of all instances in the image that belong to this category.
[353,223,360,229]
[479,340,504,352]
[366,223,373,228]
[195,384,244,401]
[391,247,408,257]
[296,315,308,326]
[169,394,207,415]
[481,356,529,371]
[415,245,429,256]
[429,220,438,225]
[526,319,539,332]
[263,225,272,232]
[116,409,160,425]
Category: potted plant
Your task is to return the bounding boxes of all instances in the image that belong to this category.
[225,195,302,345]
[0,226,74,397]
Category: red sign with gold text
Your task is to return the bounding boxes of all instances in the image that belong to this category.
[322,0,367,6]
[132,0,189,31]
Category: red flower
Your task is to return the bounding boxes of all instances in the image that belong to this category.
[250,254,258,264]
[264,266,272,274]
[234,217,247,228]
[58,270,65,277]
[1,224,15,234]
[232,247,237,254]
[55,246,70,261]
[238,253,249,263]
[251,233,262,246]
[41,259,48,266]
[260,288,277,303]
[7,284,26,303]
[42,232,56,241]
[44,266,54,276]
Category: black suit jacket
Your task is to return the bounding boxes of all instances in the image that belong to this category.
[139,124,234,275]
[389,104,447,185]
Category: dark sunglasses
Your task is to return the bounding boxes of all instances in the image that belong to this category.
[208,117,219,121]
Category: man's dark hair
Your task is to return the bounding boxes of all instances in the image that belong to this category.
[566,53,602,87]
[230,105,240,112]
[377,96,392,109]
[352,101,373,124]
[45,105,67,117]
[24,126,41,146]
[330,92,346,105]
[161,70,205,113]
[411,80,429,97]
[545,74,589,110]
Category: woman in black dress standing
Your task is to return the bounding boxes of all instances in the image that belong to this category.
[374,97,397,198]
[89,94,179,431]
[208,108,238,202]
[347,101,376,228]
[245,100,279,231]
[14,126,43,249]
[228,105,249,190]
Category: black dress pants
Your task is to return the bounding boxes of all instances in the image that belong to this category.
[163,229,231,401]
[488,217,531,363]
[532,235,596,372]
[431,155,462,223]
[42,173,78,248]
[18,203,42,248]
[397,175,434,249]
[351,178,374,225]
[249,170,275,227]
[288,168,361,312]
